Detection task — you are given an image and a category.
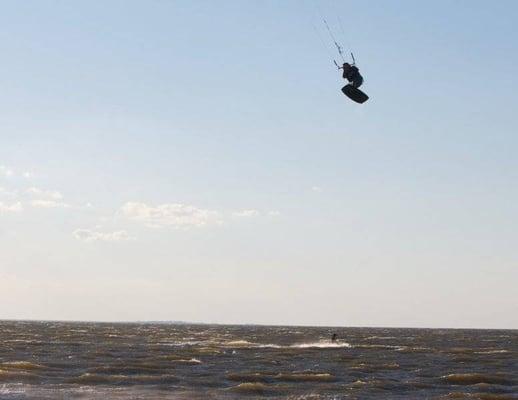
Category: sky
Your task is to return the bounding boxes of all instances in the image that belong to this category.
[0,0,517,329]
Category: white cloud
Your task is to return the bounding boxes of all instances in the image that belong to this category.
[0,166,14,177]
[26,187,70,208]
[27,187,63,200]
[268,210,281,217]
[120,202,221,228]
[73,229,133,242]
[311,186,323,193]
[0,202,23,213]
[22,171,35,179]
[30,200,70,209]
[233,209,260,218]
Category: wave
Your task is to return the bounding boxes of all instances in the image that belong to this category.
[192,347,222,355]
[445,347,475,355]
[67,373,122,384]
[229,382,270,394]
[67,372,179,385]
[227,372,273,383]
[474,350,510,354]
[365,336,398,340]
[156,338,352,350]
[290,341,351,349]
[350,362,400,372]
[88,364,166,374]
[353,344,401,350]
[158,340,207,347]
[350,379,402,389]
[275,372,334,382]
[347,378,402,391]
[3,339,44,345]
[224,340,351,349]
[441,373,515,386]
[1,361,46,371]
[157,355,202,364]
[351,379,367,388]
[0,369,40,382]
[227,370,336,384]
[441,392,517,399]
[170,358,201,364]
[225,340,259,347]
[396,346,433,353]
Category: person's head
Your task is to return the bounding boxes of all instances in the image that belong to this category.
[342,63,351,69]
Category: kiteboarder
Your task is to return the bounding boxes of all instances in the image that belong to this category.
[314,15,369,103]
[342,62,363,88]
[340,61,369,104]
[331,333,338,342]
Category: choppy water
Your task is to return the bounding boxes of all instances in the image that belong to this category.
[0,321,516,399]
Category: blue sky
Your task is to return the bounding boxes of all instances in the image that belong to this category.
[1,0,517,328]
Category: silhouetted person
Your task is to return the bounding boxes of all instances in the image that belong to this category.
[342,63,363,88]
[331,333,338,342]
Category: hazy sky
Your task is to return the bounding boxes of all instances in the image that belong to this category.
[1,0,517,328]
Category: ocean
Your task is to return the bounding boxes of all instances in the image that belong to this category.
[0,321,516,399]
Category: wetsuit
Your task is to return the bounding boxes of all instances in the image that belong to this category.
[342,64,363,88]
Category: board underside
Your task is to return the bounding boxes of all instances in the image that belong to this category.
[342,85,369,104]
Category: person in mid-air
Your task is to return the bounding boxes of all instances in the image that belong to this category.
[342,62,363,88]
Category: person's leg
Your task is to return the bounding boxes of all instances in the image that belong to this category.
[352,76,363,88]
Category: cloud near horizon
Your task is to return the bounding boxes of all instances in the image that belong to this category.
[26,187,70,208]
[0,180,73,210]
[73,229,133,242]
[30,200,71,209]
[233,209,260,217]
[27,187,63,200]
[120,202,222,228]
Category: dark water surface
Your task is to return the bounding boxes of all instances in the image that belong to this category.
[0,321,516,399]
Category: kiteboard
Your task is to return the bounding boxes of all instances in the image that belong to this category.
[342,84,369,104]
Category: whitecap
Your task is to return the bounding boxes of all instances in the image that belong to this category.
[289,341,351,349]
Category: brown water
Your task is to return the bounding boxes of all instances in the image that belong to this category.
[0,321,516,399]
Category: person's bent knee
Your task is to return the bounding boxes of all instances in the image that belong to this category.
[352,78,363,89]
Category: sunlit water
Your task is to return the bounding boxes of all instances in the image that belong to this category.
[0,321,516,399]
